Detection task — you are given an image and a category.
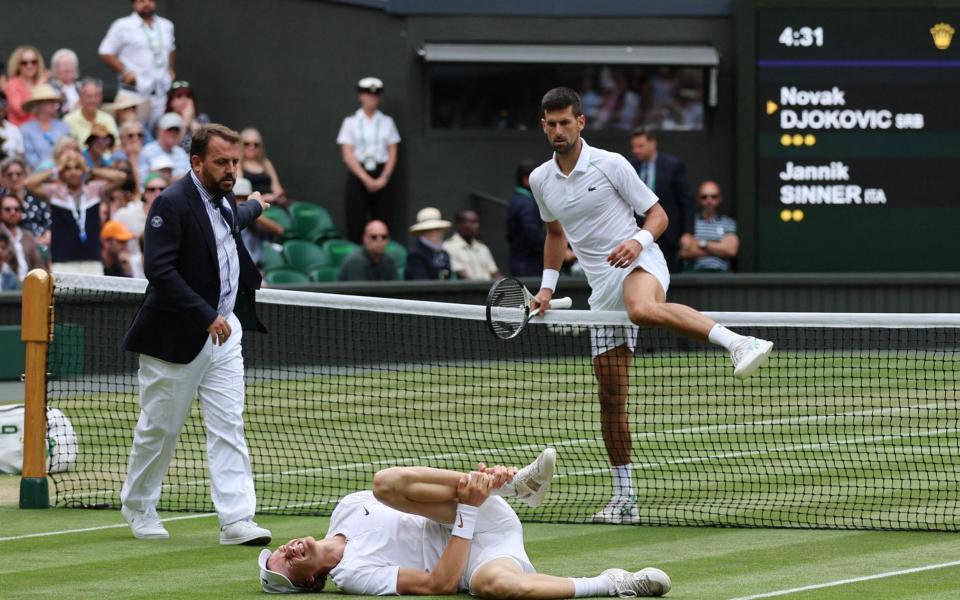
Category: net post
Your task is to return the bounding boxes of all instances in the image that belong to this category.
[19,269,53,509]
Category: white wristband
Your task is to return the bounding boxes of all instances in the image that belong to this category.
[452,504,479,539]
[631,229,654,251]
[541,269,560,292]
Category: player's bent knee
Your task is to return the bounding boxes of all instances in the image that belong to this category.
[627,302,660,327]
[472,573,533,600]
[371,467,405,502]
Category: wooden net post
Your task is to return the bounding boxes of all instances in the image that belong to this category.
[19,269,53,509]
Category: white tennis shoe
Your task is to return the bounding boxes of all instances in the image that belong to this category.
[220,519,272,546]
[603,567,672,597]
[591,495,640,525]
[730,336,774,379]
[506,448,556,507]
[122,505,170,540]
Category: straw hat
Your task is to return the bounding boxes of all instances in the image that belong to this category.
[102,90,150,123]
[22,84,63,112]
[84,123,116,147]
[409,207,451,233]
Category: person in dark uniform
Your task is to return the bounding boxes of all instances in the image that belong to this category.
[336,77,401,243]
[627,129,695,273]
[119,123,272,546]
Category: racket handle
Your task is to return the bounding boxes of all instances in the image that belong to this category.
[550,297,573,309]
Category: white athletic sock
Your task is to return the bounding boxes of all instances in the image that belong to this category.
[611,464,634,498]
[708,324,746,352]
[571,575,612,597]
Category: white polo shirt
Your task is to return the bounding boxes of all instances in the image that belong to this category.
[328,492,447,596]
[98,12,175,97]
[336,109,401,168]
[529,139,668,307]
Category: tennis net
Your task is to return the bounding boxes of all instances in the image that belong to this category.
[42,273,960,530]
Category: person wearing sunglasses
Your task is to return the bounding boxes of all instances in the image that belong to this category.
[0,192,47,283]
[680,180,739,273]
[99,0,176,130]
[339,219,399,282]
[238,127,285,207]
[165,80,209,153]
[3,45,47,126]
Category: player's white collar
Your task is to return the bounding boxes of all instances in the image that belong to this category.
[551,138,592,179]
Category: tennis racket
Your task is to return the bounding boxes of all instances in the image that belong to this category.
[486,277,573,340]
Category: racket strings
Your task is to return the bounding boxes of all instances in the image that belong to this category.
[489,282,529,338]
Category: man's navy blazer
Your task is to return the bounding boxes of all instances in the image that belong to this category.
[123,174,267,364]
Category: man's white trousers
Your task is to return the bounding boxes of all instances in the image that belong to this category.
[120,312,256,527]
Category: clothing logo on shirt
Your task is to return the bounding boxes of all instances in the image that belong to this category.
[362,505,370,516]
[587,186,598,192]
[151,216,164,228]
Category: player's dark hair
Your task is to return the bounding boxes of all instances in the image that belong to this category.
[540,87,582,118]
[631,127,657,142]
[190,123,241,159]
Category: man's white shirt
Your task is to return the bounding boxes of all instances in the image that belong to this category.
[98,12,175,96]
[529,139,659,294]
[328,491,448,596]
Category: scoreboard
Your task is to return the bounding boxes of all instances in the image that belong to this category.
[740,1,960,271]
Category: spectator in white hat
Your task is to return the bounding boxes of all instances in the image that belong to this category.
[336,76,401,243]
[138,111,189,178]
[104,89,154,143]
[405,207,452,281]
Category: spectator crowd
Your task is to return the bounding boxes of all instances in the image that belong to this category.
[0,1,738,291]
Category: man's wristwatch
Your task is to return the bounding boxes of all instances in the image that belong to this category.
[698,239,708,249]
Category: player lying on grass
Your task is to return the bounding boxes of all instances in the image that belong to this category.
[257,448,671,597]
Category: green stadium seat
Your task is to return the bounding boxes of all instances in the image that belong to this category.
[260,241,286,271]
[262,206,294,239]
[289,201,340,242]
[384,240,407,269]
[308,266,341,282]
[283,239,331,272]
[264,268,311,285]
[322,239,360,267]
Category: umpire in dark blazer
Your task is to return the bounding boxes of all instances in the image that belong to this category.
[119,123,273,546]
[628,128,695,273]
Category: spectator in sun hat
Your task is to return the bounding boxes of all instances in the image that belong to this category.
[20,83,70,169]
[104,89,154,141]
[337,75,400,243]
[138,111,189,178]
[404,206,452,281]
[83,123,116,169]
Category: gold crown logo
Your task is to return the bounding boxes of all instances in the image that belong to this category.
[930,22,955,50]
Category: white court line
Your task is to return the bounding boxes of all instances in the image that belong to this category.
[0,512,215,542]
[729,559,960,599]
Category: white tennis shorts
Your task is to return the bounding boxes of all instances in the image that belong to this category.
[588,242,670,358]
[457,496,535,593]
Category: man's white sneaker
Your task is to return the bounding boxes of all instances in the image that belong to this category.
[603,567,672,597]
[730,336,774,379]
[121,505,169,540]
[507,448,556,507]
[591,496,640,525]
[220,519,272,546]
